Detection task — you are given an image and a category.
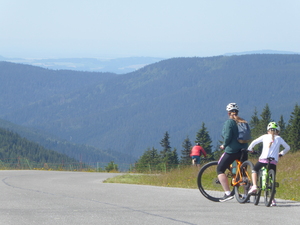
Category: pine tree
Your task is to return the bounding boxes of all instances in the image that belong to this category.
[258,104,272,136]
[212,140,223,160]
[249,107,260,139]
[159,131,179,169]
[160,131,171,160]
[171,148,179,166]
[195,122,212,155]
[134,147,161,172]
[277,115,286,139]
[105,161,118,172]
[249,107,260,128]
[180,136,192,165]
[285,104,300,152]
[248,104,272,154]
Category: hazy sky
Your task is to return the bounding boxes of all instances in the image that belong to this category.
[1,0,300,59]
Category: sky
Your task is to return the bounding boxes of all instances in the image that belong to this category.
[1,0,300,59]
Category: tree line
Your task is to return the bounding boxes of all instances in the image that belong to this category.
[134,103,300,172]
[0,127,80,169]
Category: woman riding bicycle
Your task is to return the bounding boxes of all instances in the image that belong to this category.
[247,122,290,206]
[218,103,249,202]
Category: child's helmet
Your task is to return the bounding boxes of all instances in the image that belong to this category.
[226,103,239,112]
[267,122,280,131]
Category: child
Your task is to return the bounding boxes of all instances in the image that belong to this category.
[247,122,290,206]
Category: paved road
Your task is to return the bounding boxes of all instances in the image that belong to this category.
[0,170,299,225]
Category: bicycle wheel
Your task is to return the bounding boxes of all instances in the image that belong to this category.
[234,160,254,203]
[264,169,276,207]
[197,161,230,202]
[254,171,262,205]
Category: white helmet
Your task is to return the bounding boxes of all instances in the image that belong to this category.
[226,103,239,112]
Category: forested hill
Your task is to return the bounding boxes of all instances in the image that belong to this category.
[0,62,117,115]
[0,118,136,166]
[0,127,78,169]
[0,54,300,163]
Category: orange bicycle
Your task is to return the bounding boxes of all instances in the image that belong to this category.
[197,149,254,203]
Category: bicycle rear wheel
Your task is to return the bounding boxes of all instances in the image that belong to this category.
[197,161,230,202]
[264,169,276,207]
[234,160,253,203]
[254,171,262,205]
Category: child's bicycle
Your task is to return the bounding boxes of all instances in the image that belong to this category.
[252,156,279,207]
[197,149,254,203]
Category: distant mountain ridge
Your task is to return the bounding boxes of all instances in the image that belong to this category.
[224,49,300,56]
[1,54,300,163]
[1,50,298,74]
[0,56,164,74]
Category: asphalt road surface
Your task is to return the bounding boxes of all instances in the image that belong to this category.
[0,170,299,225]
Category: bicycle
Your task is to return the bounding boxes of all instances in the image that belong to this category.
[252,157,279,207]
[197,149,254,203]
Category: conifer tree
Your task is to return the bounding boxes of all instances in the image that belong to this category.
[249,107,260,128]
[277,115,286,139]
[180,136,192,165]
[160,131,171,160]
[285,104,300,152]
[195,122,212,155]
[258,104,272,136]
[105,161,118,172]
[212,140,223,160]
[249,107,260,139]
[248,104,272,154]
[159,131,176,167]
[135,147,161,172]
[171,148,179,166]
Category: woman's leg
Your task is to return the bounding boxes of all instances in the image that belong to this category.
[217,152,238,194]
[218,173,231,193]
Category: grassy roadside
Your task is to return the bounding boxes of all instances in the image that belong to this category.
[104,151,300,202]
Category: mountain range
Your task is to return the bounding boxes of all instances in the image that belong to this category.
[0,56,164,74]
[1,54,300,165]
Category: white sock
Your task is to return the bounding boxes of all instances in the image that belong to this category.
[225,191,231,196]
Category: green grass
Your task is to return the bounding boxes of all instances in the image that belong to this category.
[104,152,300,202]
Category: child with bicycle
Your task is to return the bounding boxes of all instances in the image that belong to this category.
[247,122,290,206]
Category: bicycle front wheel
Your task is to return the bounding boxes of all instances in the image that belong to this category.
[197,161,228,202]
[234,160,254,203]
[264,169,276,207]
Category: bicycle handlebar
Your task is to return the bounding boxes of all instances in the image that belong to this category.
[248,150,283,158]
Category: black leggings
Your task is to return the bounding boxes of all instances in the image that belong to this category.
[217,151,248,175]
[253,162,277,174]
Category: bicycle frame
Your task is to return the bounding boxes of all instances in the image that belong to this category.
[260,167,267,191]
[230,159,251,187]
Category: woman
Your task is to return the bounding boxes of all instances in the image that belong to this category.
[247,122,290,206]
[218,103,249,202]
